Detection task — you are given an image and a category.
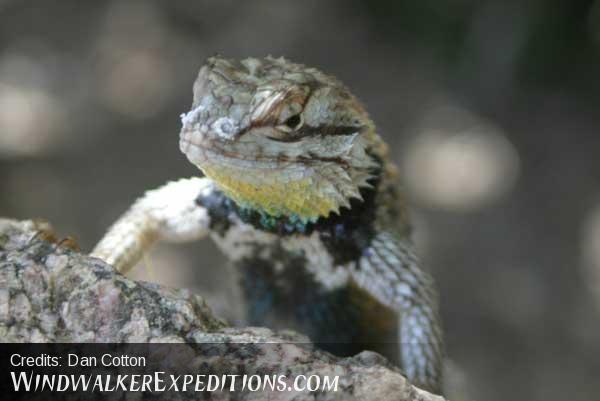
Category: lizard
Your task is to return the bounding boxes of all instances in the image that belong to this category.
[91,56,444,393]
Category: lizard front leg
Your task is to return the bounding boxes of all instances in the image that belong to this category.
[351,231,444,393]
[91,177,213,273]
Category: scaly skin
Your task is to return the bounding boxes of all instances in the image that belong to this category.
[92,56,444,393]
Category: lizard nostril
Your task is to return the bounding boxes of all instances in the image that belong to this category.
[212,117,239,140]
[219,120,233,134]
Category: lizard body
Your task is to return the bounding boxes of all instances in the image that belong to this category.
[92,56,444,393]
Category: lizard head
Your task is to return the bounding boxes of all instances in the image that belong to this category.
[180,56,386,223]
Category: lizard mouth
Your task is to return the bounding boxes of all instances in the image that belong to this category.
[179,134,292,171]
[180,128,353,175]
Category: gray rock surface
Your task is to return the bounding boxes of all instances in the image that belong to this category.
[0,218,445,401]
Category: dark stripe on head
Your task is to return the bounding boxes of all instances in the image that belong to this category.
[266,124,361,143]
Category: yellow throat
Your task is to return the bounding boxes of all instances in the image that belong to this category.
[201,165,338,222]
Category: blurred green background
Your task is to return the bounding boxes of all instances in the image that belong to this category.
[1,1,600,400]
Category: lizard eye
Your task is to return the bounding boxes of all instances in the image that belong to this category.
[284,114,302,129]
[278,114,303,132]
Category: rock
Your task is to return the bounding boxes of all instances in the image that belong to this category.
[0,218,445,401]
